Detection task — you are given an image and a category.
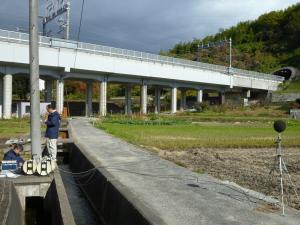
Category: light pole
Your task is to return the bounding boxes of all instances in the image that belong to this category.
[198,37,233,73]
[29,0,42,160]
[229,37,232,73]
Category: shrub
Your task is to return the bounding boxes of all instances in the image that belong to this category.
[211,105,226,113]
[289,99,300,109]
[194,102,209,112]
[148,113,159,121]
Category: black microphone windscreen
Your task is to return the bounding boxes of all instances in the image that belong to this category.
[274,120,286,133]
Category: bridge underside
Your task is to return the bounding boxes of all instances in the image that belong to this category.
[0,63,268,118]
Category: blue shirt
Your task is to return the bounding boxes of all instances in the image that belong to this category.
[45,111,61,139]
[3,149,24,166]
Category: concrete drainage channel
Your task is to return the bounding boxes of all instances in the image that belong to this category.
[2,122,153,225]
[1,124,100,225]
[61,121,155,225]
[61,125,154,225]
[2,167,76,225]
[66,142,154,225]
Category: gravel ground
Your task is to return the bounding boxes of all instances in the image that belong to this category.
[159,147,300,210]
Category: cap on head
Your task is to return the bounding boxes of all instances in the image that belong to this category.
[14,144,23,152]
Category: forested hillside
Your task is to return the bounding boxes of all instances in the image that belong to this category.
[12,3,300,100]
[161,3,300,73]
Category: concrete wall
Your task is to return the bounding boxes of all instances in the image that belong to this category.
[14,181,51,210]
[69,143,158,225]
[5,184,24,225]
[44,170,76,225]
[3,172,75,225]
[233,75,279,90]
[272,93,300,102]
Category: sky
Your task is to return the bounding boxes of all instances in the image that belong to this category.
[0,0,299,53]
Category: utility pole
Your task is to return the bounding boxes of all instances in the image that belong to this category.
[42,18,46,36]
[197,43,203,62]
[65,0,70,39]
[42,0,70,39]
[29,0,42,160]
[229,37,232,70]
[197,38,232,71]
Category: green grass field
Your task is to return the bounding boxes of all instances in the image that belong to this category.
[0,118,31,159]
[0,119,30,140]
[96,115,300,149]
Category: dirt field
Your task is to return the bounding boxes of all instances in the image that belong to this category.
[159,147,300,210]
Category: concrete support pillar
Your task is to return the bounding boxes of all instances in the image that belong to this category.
[99,80,107,117]
[180,89,186,111]
[154,87,161,114]
[125,85,132,115]
[3,74,12,119]
[0,78,3,118]
[230,75,234,89]
[246,90,251,98]
[140,84,147,114]
[44,79,53,102]
[85,81,93,117]
[171,87,177,114]
[221,91,226,105]
[197,89,203,103]
[56,79,64,114]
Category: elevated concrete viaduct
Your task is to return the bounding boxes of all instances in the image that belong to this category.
[0,29,284,118]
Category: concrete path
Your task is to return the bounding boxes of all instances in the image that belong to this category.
[69,118,300,225]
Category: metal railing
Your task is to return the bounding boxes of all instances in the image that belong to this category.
[0,29,284,82]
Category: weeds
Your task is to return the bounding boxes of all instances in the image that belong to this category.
[99,115,191,126]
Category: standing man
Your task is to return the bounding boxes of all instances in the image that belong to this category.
[45,104,60,160]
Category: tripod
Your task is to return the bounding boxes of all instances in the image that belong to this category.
[270,133,299,215]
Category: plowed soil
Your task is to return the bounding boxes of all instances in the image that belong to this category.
[159,147,300,210]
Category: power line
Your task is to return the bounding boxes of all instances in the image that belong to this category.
[77,0,86,42]
[73,0,86,69]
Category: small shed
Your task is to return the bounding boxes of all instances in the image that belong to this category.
[290,109,300,119]
[15,102,51,118]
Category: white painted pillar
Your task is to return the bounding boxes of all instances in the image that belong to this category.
[140,84,147,114]
[154,87,161,114]
[56,79,64,114]
[85,81,93,117]
[230,75,234,89]
[171,87,177,114]
[125,85,132,115]
[180,89,186,111]
[99,80,107,117]
[44,79,53,102]
[0,78,3,118]
[3,74,12,119]
[197,89,203,103]
[246,90,251,98]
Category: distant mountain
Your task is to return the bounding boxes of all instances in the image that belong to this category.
[160,3,300,74]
